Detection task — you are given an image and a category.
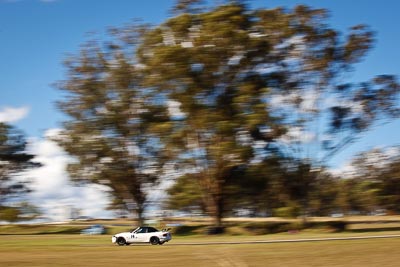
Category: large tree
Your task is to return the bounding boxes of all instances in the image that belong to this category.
[139,3,286,226]
[139,1,399,224]
[57,1,400,226]
[56,36,172,223]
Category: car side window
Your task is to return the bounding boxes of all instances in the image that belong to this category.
[137,227,147,233]
[147,227,158,233]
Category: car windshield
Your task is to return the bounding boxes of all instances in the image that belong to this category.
[131,227,140,233]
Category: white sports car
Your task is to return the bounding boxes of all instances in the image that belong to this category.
[112,226,172,246]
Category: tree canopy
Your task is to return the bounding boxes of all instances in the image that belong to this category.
[139,2,399,224]
[57,1,399,225]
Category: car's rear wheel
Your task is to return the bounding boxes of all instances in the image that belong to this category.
[116,237,126,246]
[150,236,159,245]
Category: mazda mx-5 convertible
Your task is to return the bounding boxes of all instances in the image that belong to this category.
[112,226,172,246]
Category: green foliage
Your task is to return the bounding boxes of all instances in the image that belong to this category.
[243,221,302,235]
[0,123,38,208]
[56,0,400,225]
[0,203,41,223]
[166,174,204,212]
[273,206,300,219]
[378,160,400,213]
[139,1,398,224]
[172,225,205,236]
[0,206,21,222]
[347,147,400,214]
[305,220,348,232]
[57,26,172,223]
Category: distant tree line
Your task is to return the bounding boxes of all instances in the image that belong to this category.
[167,147,400,218]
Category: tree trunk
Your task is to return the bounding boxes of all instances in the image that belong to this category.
[136,203,145,225]
[212,195,224,228]
[203,195,224,234]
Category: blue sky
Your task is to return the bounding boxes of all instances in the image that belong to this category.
[1,0,400,168]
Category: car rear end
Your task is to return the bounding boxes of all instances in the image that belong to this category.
[160,231,172,243]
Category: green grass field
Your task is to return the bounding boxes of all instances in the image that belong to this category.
[1,232,400,266]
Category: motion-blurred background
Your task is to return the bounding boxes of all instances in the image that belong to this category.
[1,0,400,228]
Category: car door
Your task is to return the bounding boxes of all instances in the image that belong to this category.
[133,227,149,242]
[127,232,138,243]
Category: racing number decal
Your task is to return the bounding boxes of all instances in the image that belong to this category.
[131,234,135,238]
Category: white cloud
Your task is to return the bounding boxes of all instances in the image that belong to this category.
[385,146,400,158]
[300,90,318,113]
[279,126,316,144]
[330,146,400,178]
[328,163,356,178]
[167,100,185,119]
[270,90,319,114]
[24,129,113,221]
[0,106,29,123]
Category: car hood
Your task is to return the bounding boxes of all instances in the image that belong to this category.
[114,232,131,236]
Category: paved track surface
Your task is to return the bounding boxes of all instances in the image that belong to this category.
[167,234,400,246]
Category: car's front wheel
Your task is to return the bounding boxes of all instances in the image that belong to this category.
[150,236,159,245]
[116,237,126,246]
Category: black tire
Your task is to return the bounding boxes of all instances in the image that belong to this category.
[150,236,159,245]
[159,241,165,245]
[116,237,126,246]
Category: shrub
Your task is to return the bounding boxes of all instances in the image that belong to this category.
[0,207,21,222]
[244,221,302,234]
[273,206,300,218]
